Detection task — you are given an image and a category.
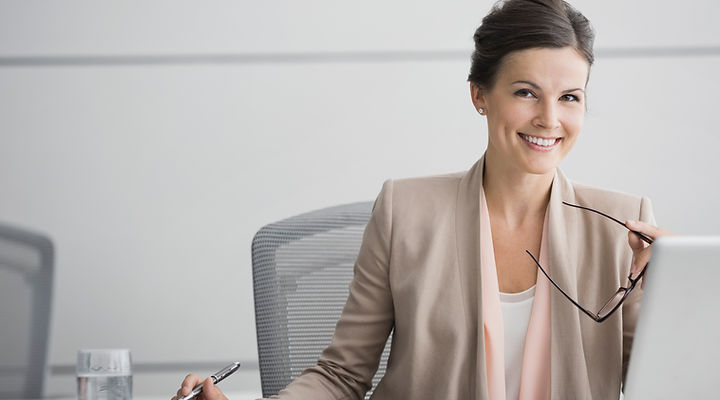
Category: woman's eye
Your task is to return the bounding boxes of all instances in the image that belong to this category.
[514,89,535,98]
[560,94,580,102]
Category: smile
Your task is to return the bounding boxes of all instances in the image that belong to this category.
[518,133,561,150]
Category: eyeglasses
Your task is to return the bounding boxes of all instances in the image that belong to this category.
[525,202,654,323]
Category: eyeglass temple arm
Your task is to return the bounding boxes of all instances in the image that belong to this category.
[525,250,601,322]
[562,202,654,245]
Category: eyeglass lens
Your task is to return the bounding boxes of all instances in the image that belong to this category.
[597,289,627,319]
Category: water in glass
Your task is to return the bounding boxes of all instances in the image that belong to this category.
[77,374,132,400]
[76,349,132,400]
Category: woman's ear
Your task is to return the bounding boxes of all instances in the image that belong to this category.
[469,82,487,115]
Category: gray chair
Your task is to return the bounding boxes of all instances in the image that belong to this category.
[0,223,54,399]
[251,202,391,399]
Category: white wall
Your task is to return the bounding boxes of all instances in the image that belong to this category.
[1,0,719,396]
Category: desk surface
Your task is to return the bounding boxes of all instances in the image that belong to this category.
[23,393,262,400]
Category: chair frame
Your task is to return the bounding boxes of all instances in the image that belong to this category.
[0,223,54,398]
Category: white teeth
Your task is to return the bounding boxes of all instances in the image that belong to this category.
[521,134,558,147]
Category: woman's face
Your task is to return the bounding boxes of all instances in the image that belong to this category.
[471,46,589,176]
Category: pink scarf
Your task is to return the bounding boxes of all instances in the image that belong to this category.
[480,190,551,400]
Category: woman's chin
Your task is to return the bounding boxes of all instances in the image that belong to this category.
[521,159,561,176]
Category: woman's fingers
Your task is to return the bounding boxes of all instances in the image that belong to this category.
[171,374,204,400]
[627,229,645,252]
[201,377,229,400]
[626,220,674,242]
[625,220,677,289]
[629,241,652,274]
[182,374,204,396]
[172,375,228,400]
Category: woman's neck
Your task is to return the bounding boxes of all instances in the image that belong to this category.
[482,151,554,230]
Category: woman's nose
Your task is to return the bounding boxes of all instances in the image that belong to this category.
[533,100,561,130]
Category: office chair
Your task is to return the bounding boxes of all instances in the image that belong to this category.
[251,202,391,399]
[0,223,54,399]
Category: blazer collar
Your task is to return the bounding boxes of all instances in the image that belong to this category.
[546,167,594,398]
[456,154,592,398]
[455,155,486,399]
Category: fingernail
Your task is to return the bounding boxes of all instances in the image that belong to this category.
[627,220,637,227]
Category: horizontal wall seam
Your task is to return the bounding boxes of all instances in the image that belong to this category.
[1,46,719,67]
[48,360,259,375]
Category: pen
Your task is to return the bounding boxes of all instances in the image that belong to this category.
[177,361,241,400]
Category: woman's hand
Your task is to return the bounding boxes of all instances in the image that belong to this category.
[625,220,675,288]
[171,374,229,400]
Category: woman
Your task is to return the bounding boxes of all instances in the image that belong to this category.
[174,0,672,398]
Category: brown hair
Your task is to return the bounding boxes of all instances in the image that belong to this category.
[467,0,595,89]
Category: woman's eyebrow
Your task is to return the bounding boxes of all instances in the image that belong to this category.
[512,80,585,94]
[512,80,541,90]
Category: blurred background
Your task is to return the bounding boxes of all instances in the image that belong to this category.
[1,0,719,396]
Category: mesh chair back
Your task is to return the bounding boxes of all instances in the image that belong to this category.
[252,202,391,399]
[0,223,54,398]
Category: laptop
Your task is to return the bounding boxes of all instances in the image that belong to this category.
[623,236,720,399]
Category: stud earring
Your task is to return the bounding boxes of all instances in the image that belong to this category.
[477,107,485,115]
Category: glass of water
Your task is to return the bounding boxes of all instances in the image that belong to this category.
[76,349,133,400]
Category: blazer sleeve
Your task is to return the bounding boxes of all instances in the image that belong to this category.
[621,196,656,385]
[260,180,396,400]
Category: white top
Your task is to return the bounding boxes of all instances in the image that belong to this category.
[499,285,536,400]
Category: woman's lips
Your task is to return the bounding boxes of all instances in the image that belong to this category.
[518,132,561,152]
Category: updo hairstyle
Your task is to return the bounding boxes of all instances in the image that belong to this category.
[468,0,595,90]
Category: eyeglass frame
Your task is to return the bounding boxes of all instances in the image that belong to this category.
[525,201,654,323]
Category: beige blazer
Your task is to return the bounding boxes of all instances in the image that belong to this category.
[265,155,656,400]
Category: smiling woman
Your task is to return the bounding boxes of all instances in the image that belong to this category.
[471,47,588,176]
[173,1,672,399]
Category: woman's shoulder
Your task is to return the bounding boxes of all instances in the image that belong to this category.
[370,170,467,226]
[384,170,466,205]
[374,171,466,235]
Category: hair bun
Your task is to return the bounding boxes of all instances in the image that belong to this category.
[467,0,594,89]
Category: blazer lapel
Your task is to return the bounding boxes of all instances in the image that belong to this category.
[456,159,595,399]
[547,168,593,398]
[455,155,489,400]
